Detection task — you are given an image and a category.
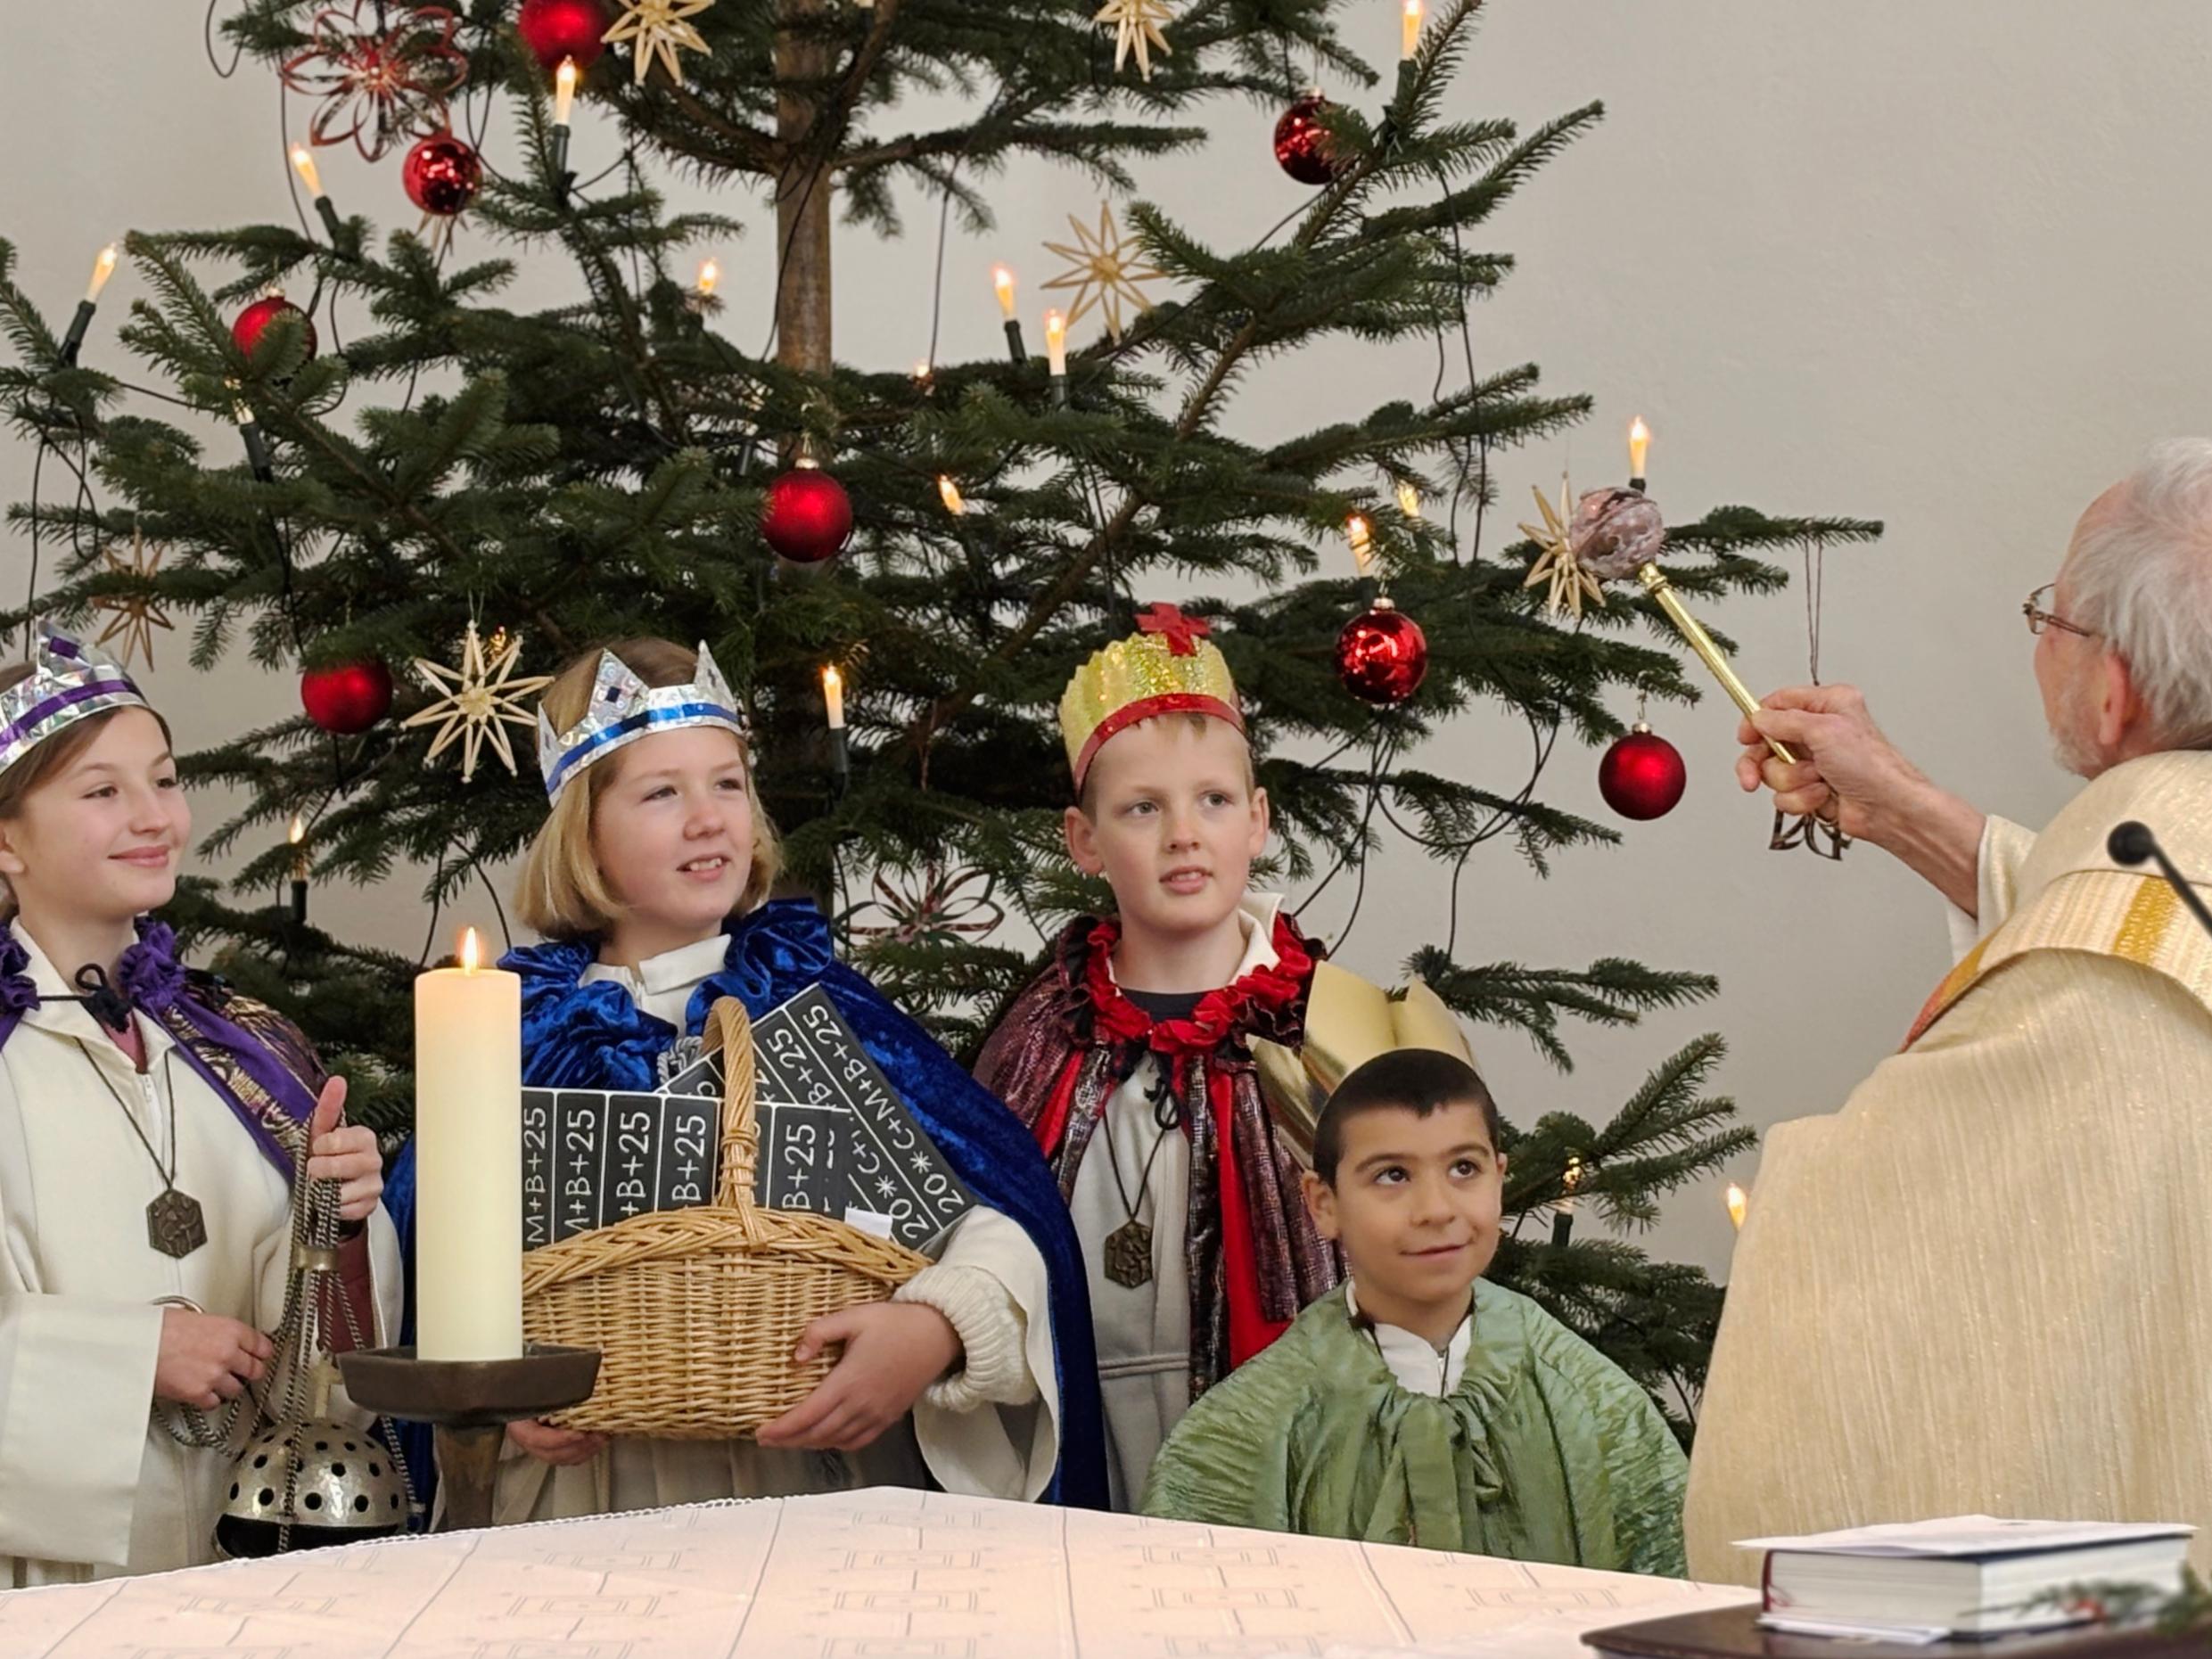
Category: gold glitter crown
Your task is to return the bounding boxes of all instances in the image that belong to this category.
[1059,604,1243,788]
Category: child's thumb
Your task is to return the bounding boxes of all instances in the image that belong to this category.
[794,1309,859,1363]
[308,1075,349,1139]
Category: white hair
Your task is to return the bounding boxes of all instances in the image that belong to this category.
[2065,438,2212,751]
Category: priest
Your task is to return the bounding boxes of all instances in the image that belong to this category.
[1686,440,2212,1579]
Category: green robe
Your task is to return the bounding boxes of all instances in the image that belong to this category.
[1140,1279,1689,1576]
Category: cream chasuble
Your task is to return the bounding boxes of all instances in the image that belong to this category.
[494,935,1059,1523]
[0,932,402,1587]
[1686,750,2212,1581]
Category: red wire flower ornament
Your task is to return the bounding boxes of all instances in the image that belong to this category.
[846,866,1007,948]
[280,2,469,162]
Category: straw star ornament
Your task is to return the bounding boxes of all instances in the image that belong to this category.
[90,526,177,671]
[1518,475,1606,620]
[1094,0,1172,79]
[403,622,554,782]
[1042,204,1167,341]
[603,0,716,87]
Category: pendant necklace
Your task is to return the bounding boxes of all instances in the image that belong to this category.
[1098,1062,1180,1291]
[77,1039,206,1259]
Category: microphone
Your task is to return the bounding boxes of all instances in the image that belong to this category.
[2107,820,2212,942]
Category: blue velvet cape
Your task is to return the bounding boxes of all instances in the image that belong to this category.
[493,899,1106,1507]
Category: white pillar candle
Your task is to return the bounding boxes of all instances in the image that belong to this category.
[414,927,523,1361]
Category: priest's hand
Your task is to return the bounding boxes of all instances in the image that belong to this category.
[1735,684,1987,914]
[506,1419,609,1466]
[155,1308,274,1410]
[1733,684,1920,841]
[755,1302,964,1453]
[306,1077,384,1222]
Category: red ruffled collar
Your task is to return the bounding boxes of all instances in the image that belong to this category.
[1075,910,1315,1061]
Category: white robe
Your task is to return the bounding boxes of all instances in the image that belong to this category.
[1685,751,2212,1581]
[1073,895,1283,1510]
[494,934,1060,1522]
[0,932,403,1588]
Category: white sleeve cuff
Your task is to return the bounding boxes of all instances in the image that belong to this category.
[894,1261,1036,1413]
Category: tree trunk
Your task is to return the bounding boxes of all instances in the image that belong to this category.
[774,0,835,376]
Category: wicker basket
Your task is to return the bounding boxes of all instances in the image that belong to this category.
[522,996,930,1439]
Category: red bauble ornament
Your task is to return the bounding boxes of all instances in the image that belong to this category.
[232,295,317,362]
[1273,94,1340,187]
[300,660,394,735]
[517,0,611,70]
[403,131,483,217]
[1598,724,1688,820]
[761,464,854,563]
[1335,599,1428,705]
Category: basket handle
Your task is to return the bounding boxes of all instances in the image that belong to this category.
[703,996,761,1211]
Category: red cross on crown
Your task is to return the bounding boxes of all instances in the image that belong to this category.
[1134,602,1211,658]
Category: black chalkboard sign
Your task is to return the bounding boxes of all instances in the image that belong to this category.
[750,985,975,1252]
[520,986,974,1252]
[521,1084,719,1248]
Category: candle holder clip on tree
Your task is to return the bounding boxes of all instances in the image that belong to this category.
[60,244,118,366]
[551,57,579,208]
[1569,486,1848,858]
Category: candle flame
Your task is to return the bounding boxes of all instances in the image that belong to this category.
[460,927,481,973]
[822,665,843,697]
[1630,415,1650,446]
[992,265,1016,316]
[696,258,720,296]
[1394,480,1421,520]
[937,475,966,516]
[1345,513,1373,576]
[1725,1182,1747,1231]
[289,144,322,200]
[913,358,933,382]
[86,242,119,304]
[1563,1154,1583,1195]
[288,813,305,847]
[1043,308,1065,345]
[554,56,579,125]
[1628,415,1651,481]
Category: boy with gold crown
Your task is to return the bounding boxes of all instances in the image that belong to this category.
[974,604,1471,1508]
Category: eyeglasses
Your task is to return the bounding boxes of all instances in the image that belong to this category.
[2023,583,2096,639]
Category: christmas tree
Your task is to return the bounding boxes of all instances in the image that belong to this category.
[0,0,1875,1440]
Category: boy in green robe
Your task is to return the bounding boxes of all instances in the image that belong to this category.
[1140,1048,1689,1575]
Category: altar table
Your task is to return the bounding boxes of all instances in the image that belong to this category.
[0,1487,1755,1657]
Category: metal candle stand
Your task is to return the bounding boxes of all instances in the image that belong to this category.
[338,1344,601,1532]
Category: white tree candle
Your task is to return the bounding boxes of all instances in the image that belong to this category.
[414,928,523,1360]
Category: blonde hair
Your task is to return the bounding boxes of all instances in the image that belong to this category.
[0,662,177,921]
[1075,711,1257,816]
[514,638,781,940]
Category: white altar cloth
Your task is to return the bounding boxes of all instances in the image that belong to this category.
[0,1487,1753,1658]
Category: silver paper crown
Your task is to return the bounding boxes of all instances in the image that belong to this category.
[536,642,749,801]
[0,631,152,779]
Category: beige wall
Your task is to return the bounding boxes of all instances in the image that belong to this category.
[7,3,2209,1287]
